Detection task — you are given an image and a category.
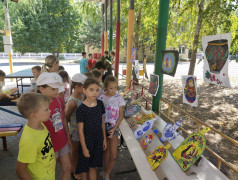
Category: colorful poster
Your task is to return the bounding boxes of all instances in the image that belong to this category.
[134,60,140,79]
[202,33,231,87]
[161,50,179,77]
[148,74,159,96]
[182,75,198,107]
[130,48,137,62]
[172,127,210,171]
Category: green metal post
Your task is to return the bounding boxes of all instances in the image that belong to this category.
[109,0,113,58]
[152,0,170,113]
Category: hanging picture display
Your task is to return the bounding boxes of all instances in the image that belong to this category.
[130,48,137,62]
[182,75,198,107]
[147,143,171,170]
[134,60,140,79]
[172,127,210,171]
[148,74,159,96]
[161,50,179,77]
[202,33,231,87]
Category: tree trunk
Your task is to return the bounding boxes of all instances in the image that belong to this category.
[134,9,141,60]
[188,0,205,75]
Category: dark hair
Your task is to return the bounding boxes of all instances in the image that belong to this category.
[32,66,41,72]
[104,51,109,55]
[70,81,83,94]
[82,51,86,56]
[0,70,6,77]
[84,72,95,79]
[104,75,118,89]
[59,65,65,71]
[83,78,100,89]
[17,93,50,119]
[91,70,102,78]
[110,51,115,56]
[59,70,69,83]
[89,53,92,57]
[93,61,106,70]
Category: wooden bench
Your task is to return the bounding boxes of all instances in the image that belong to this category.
[0,125,23,150]
[119,110,229,180]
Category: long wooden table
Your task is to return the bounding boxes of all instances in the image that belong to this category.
[119,110,229,180]
[6,68,33,94]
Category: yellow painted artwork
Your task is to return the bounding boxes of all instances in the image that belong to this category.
[172,127,210,171]
[147,143,171,170]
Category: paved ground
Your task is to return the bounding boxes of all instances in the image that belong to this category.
[0,106,140,179]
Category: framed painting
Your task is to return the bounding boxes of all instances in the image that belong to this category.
[161,50,179,77]
[148,74,159,96]
[182,75,198,107]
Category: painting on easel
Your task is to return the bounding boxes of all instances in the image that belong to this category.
[172,127,210,171]
[182,75,198,107]
[148,74,159,96]
[202,33,231,87]
[161,50,179,77]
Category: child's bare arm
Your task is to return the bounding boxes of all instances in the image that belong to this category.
[16,161,33,180]
[108,106,124,138]
[78,122,90,157]
[85,65,90,72]
[62,111,71,146]
[102,115,107,150]
[0,92,14,99]
[65,100,77,122]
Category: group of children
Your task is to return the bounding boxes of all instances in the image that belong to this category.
[14,54,124,180]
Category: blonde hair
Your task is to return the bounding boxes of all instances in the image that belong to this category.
[17,93,50,119]
[41,55,58,72]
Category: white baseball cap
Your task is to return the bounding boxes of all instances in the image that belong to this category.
[71,73,87,83]
[36,72,63,88]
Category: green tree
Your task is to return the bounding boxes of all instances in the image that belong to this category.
[11,0,81,56]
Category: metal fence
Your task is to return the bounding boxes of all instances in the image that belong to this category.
[0,53,82,60]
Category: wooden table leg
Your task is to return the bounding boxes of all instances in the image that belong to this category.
[1,137,7,150]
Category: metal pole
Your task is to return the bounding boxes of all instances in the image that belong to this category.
[104,0,108,51]
[109,0,113,56]
[101,3,104,55]
[115,0,120,79]
[3,0,13,74]
[125,0,135,89]
[152,0,170,113]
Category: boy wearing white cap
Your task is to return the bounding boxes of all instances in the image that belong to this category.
[65,73,87,179]
[37,72,71,180]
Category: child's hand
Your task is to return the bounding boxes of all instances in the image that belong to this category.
[83,148,90,158]
[103,138,107,150]
[7,95,14,99]
[108,128,116,138]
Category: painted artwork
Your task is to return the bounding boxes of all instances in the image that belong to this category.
[159,118,182,143]
[148,74,159,96]
[134,60,140,79]
[202,33,231,87]
[172,127,210,171]
[182,75,198,107]
[135,113,158,125]
[130,48,137,62]
[161,50,179,77]
[147,143,171,170]
[124,104,141,118]
[129,119,136,128]
[134,117,158,140]
[140,129,159,150]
